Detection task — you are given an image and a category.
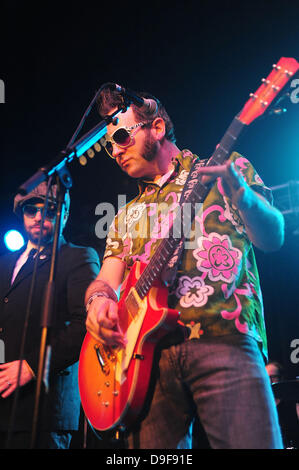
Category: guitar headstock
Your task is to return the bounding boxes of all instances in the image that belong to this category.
[239,57,299,125]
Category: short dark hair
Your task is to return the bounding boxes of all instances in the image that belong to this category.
[267,361,284,379]
[96,83,176,144]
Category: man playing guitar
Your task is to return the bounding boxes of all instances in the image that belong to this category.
[84,83,284,449]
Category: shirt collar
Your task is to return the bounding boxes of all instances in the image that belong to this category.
[23,236,67,258]
[137,149,197,193]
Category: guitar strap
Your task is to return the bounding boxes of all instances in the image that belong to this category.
[161,156,207,286]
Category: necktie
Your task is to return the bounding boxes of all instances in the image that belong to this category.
[11,248,38,285]
[26,248,38,262]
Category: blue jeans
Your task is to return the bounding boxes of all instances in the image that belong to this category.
[41,431,73,449]
[127,334,283,449]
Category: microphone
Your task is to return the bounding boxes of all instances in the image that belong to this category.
[114,84,158,115]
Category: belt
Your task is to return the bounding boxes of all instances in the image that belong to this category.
[159,322,203,349]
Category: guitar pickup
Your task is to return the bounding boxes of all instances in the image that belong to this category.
[125,287,143,321]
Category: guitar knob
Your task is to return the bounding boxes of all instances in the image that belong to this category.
[97,390,102,396]
[87,148,95,159]
[103,401,110,407]
[79,155,87,166]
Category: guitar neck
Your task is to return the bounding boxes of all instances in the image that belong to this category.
[207,116,245,167]
[134,116,245,300]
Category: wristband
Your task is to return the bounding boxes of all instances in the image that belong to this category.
[85,279,118,310]
[85,291,111,312]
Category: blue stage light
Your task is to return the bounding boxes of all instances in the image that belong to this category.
[4,230,25,251]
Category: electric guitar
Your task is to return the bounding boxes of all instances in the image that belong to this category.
[78,57,299,433]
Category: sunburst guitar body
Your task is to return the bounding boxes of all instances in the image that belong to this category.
[78,261,179,432]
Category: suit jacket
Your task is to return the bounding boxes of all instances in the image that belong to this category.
[0,238,100,432]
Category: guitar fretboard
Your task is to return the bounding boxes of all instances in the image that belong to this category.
[135,116,245,300]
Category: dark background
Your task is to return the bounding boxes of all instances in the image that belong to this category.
[0,0,298,381]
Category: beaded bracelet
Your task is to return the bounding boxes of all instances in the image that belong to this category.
[85,291,111,312]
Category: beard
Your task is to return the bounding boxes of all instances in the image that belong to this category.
[141,132,159,162]
[25,224,53,246]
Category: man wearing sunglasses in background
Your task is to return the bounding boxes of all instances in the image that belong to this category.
[0,182,100,448]
[85,85,284,449]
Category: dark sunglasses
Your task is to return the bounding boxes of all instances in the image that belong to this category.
[103,121,152,159]
[23,204,57,220]
[269,375,281,384]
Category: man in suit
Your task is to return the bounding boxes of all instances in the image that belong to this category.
[0,182,100,449]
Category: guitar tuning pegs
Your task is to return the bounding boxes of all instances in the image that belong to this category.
[272,64,281,70]
[284,70,293,76]
[271,85,280,91]
[250,93,258,99]
[260,100,268,107]
[261,78,270,84]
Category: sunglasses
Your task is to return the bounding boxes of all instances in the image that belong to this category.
[103,121,152,159]
[23,204,57,220]
[269,375,281,384]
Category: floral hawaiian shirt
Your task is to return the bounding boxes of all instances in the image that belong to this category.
[104,149,273,357]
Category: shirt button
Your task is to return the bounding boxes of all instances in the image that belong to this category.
[3,297,8,303]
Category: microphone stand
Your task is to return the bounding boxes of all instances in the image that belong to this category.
[15,104,127,448]
[18,108,124,196]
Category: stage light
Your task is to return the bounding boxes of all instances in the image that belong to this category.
[4,230,25,251]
